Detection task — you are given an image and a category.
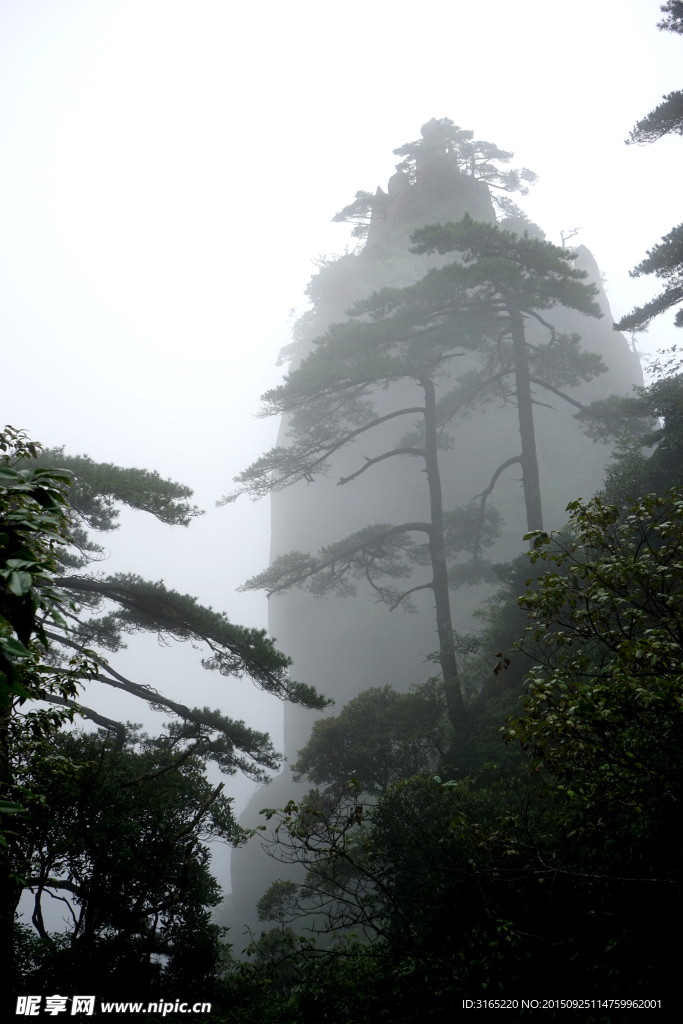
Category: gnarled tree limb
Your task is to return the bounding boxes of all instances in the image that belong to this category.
[45,693,126,750]
[338,447,426,486]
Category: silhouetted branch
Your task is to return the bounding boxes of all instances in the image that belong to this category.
[45,694,126,750]
[168,782,225,846]
[120,741,204,788]
[389,581,434,611]
[297,407,427,480]
[472,456,523,558]
[241,522,434,598]
[44,631,201,722]
[25,877,81,896]
[338,447,426,486]
[527,377,596,414]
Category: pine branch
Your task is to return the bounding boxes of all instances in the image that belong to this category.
[527,377,601,416]
[626,90,683,145]
[43,630,284,778]
[52,573,328,705]
[338,447,426,486]
[45,694,126,749]
[33,450,204,530]
[221,406,426,503]
[239,522,433,598]
[388,581,434,612]
[472,456,523,558]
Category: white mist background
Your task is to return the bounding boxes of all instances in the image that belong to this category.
[1,0,680,925]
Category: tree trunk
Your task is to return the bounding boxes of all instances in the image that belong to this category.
[0,702,23,1008]
[509,308,544,533]
[421,378,467,732]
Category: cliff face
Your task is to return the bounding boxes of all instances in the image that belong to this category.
[227,122,643,938]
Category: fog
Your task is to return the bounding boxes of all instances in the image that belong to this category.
[1,0,681,930]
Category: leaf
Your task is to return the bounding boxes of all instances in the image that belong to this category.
[0,800,27,815]
[0,636,30,657]
[7,571,32,596]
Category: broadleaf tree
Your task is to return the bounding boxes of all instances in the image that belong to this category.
[1,427,95,993]
[17,726,246,1000]
[245,489,683,1010]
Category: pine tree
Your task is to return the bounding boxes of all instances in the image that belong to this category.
[227,217,604,736]
[616,2,683,333]
[408,214,604,530]
[332,116,537,240]
[1,427,330,993]
[21,442,330,758]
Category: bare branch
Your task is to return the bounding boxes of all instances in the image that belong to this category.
[472,456,523,558]
[527,377,596,415]
[521,307,561,339]
[303,407,426,477]
[530,399,560,412]
[436,370,515,429]
[45,694,127,750]
[389,581,434,611]
[338,447,426,486]
[168,782,225,845]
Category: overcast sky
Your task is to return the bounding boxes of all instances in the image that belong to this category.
[2,0,681,907]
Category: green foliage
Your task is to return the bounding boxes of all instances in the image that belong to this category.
[291,680,452,795]
[250,768,674,1013]
[409,214,603,319]
[229,211,607,743]
[229,217,602,509]
[617,5,683,332]
[33,448,204,531]
[575,357,683,502]
[659,0,683,33]
[239,505,503,610]
[242,927,307,998]
[58,573,328,713]
[2,427,330,1000]
[3,430,330,763]
[16,727,242,998]
[229,490,683,1013]
[626,90,683,145]
[229,214,604,623]
[331,117,538,243]
[0,427,97,886]
[508,490,683,821]
[615,223,683,332]
[0,427,76,705]
[331,190,376,239]
[256,881,299,926]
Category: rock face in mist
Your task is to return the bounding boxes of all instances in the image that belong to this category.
[227,121,642,939]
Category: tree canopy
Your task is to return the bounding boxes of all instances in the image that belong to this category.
[291,679,451,796]
[241,489,683,1016]
[16,726,242,1000]
[332,117,538,239]
[507,490,683,823]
